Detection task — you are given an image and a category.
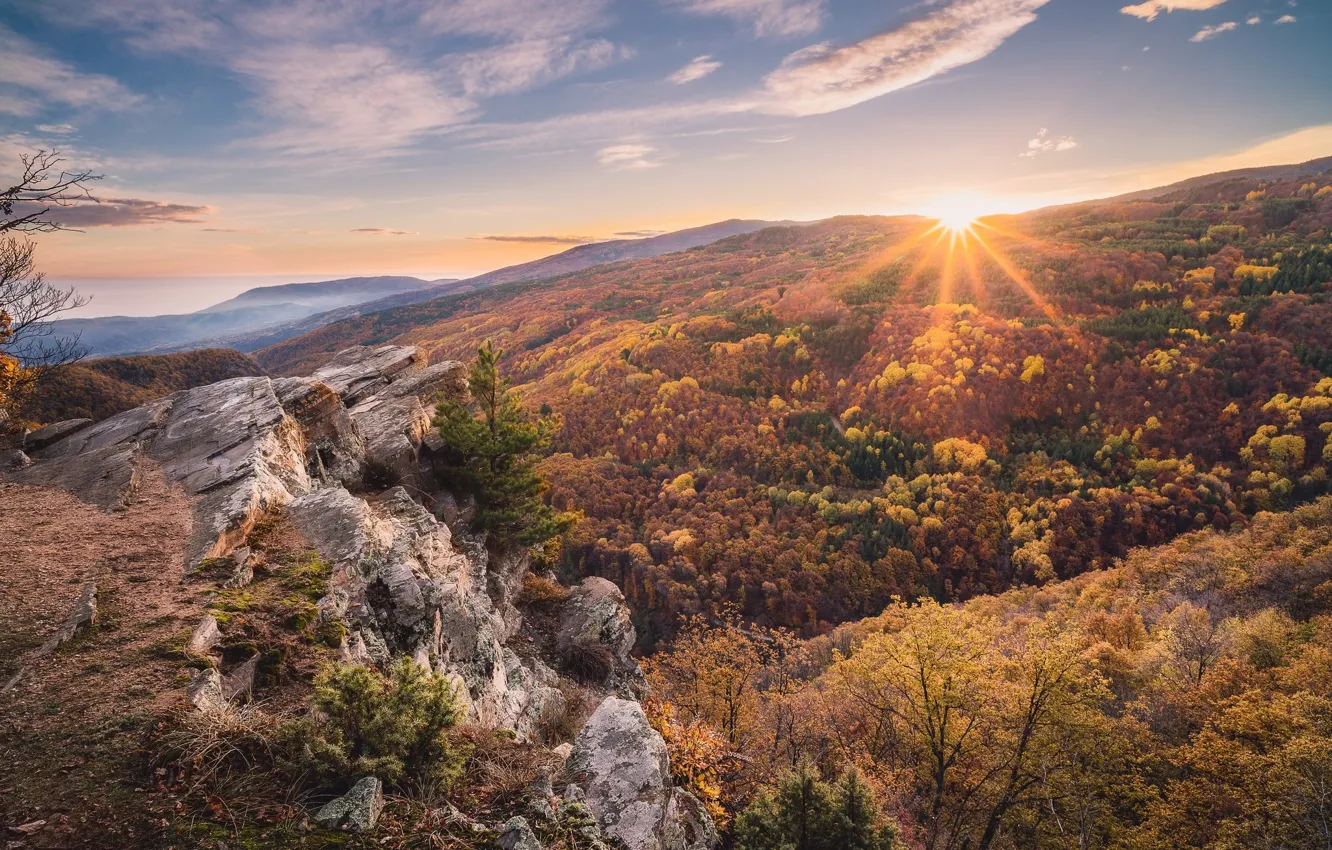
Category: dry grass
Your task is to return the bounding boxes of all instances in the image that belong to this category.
[520,573,572,610]
[557,636,614,684]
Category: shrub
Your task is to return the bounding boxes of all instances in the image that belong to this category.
[296,659,467,795]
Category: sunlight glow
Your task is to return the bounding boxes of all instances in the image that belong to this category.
[920,191,999,234]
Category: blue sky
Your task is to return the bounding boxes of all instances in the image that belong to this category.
[0,0,1328,315]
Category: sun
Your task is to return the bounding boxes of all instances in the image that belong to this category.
[920,191,996,234]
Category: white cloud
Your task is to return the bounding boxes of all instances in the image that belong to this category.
[1275,14,1297,24]
[231,44,473,155]
[0,25,141,116]
[450,38,623,97]
[669,55,723,84]
[1021,128,1078,157]
[37,0,627,156]
[421,0,613,40]
[597,143,663,170]
[759,0,1051,117]
[1190,21,1237,40]
[1246,15,1261,23]
[1120,0,1230,22]
[663,0,826,38]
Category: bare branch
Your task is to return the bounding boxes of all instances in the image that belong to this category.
[1,150,102,234]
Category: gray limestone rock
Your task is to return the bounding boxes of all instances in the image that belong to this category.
[223,653,260,702]
[567,697,717,850]
[185,613,221,656]
[313,776,385,833]
[187,668,226,714]
[495,816,542,850]
[558,578,643,691]
[272,376,366,486]
[311,345,426,406]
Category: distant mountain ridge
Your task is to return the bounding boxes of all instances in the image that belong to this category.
[48,275,451,358]
[181,219,788,354]
[48,220,786,359]
[200,275,440,314]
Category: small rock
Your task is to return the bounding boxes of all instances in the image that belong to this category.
[8,819,46,836]
[187,668,227,714]
[186,614,222,655]
[495,816,542,850]
[313,776,384,833]
[38,582,97,654]
[551,743,574,765]
[441,803,488,837]
[2,449,31,470]
[222,654,259,702]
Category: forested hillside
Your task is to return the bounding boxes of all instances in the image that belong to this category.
[647,495,1332,849]
[19,348,265,423]
[259,169,1332,645]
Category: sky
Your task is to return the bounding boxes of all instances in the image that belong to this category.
[0,0,1329,316]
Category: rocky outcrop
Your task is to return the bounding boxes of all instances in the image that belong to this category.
[1,344,708,848]
[7,378,309,566]
[559,578,645,694]
[5,346,462,569]
[566,698,717,850]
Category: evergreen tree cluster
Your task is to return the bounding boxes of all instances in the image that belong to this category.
[733,765,900,850]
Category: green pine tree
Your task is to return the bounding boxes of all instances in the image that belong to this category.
[432,340,573,546]
[829,768,899,850]
[734,765,899,850]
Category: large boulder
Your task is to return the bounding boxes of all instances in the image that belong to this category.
[566,698,717,850]
[558,578,644,692]
[348,359,467,487]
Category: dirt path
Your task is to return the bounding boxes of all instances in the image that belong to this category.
[0,466,205,847]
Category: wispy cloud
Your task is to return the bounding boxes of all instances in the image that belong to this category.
[0,25,141,116]
[473,234,593,243]
[1246,15,1261,24]
[1120,0,1230,22]
[233,44,473,155]
[615,230,667,238]
[1190,21,1237,41]
[1021,128,1078,157]
[597,143,663,170]
[1275,14,1297,24]
[759,0,1051,117]
[18,197,211,228]
[38,0,627,157]
[669,55,723,84]
[351,228,417,236]
[663,0,826,37]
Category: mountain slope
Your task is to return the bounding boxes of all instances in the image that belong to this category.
[262,168,1332,644]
